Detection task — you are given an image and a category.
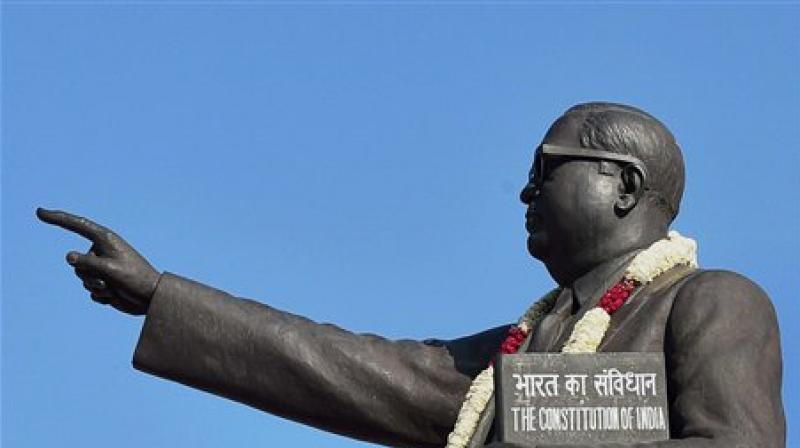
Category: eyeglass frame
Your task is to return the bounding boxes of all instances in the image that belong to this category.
[523,143,679,217]
[526,143,651,194]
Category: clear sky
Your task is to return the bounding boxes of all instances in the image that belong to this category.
[3,3,798,448]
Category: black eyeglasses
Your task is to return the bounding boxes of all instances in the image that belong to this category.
[527,144,649,193]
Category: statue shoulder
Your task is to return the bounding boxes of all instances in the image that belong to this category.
[669,269,777,332]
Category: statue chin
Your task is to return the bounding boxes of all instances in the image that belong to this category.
[527,233,547,261]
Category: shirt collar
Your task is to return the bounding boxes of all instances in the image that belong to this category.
[571,250,640,310]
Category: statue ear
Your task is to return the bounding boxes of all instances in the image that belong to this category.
[615,163,647,213]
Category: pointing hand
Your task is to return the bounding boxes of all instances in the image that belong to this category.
[37,208,160,315]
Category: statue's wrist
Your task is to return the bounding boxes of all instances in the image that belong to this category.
[141,271,164,313]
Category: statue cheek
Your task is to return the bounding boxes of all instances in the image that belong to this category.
[579,178,617,213]
[564,179,617,233]
[596,180,616,198]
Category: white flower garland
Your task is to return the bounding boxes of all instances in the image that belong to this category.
[444,289,559,448]
[624,231,698,283]
[445,231,698,448]
[561,308,610,353]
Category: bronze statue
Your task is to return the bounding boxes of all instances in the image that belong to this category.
[38,102,785,447]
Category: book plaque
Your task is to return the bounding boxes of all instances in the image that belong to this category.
[495,353,669,446]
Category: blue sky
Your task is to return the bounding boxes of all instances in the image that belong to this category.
[3,3,798,447]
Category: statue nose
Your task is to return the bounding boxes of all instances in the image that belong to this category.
[519,183,539,204]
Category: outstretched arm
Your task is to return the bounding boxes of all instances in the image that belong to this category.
[38,208,510,448]
[133,273,510,448]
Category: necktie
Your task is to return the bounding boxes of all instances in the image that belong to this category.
[571,288,583,314]
[527,288,573,353]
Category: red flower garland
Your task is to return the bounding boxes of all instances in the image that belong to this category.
[598,279,637,314]
[499,326,529,354]
[496,278,639,358]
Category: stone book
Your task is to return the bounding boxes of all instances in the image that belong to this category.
[495,353,669,446]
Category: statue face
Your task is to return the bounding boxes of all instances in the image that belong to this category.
[520,119,620,264]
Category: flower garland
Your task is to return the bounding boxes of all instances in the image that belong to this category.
[445,231,698,448]
[443,289,559,448]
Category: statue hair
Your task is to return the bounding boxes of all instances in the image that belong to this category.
[561,102,685,222]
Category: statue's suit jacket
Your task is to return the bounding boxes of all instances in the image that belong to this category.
[132,266,785,448]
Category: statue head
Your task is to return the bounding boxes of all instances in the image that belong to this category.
[520,102,685,285]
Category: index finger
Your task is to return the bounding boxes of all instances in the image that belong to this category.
[36,208,113,243]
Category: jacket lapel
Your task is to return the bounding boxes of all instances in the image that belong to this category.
[598,264,696,351]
